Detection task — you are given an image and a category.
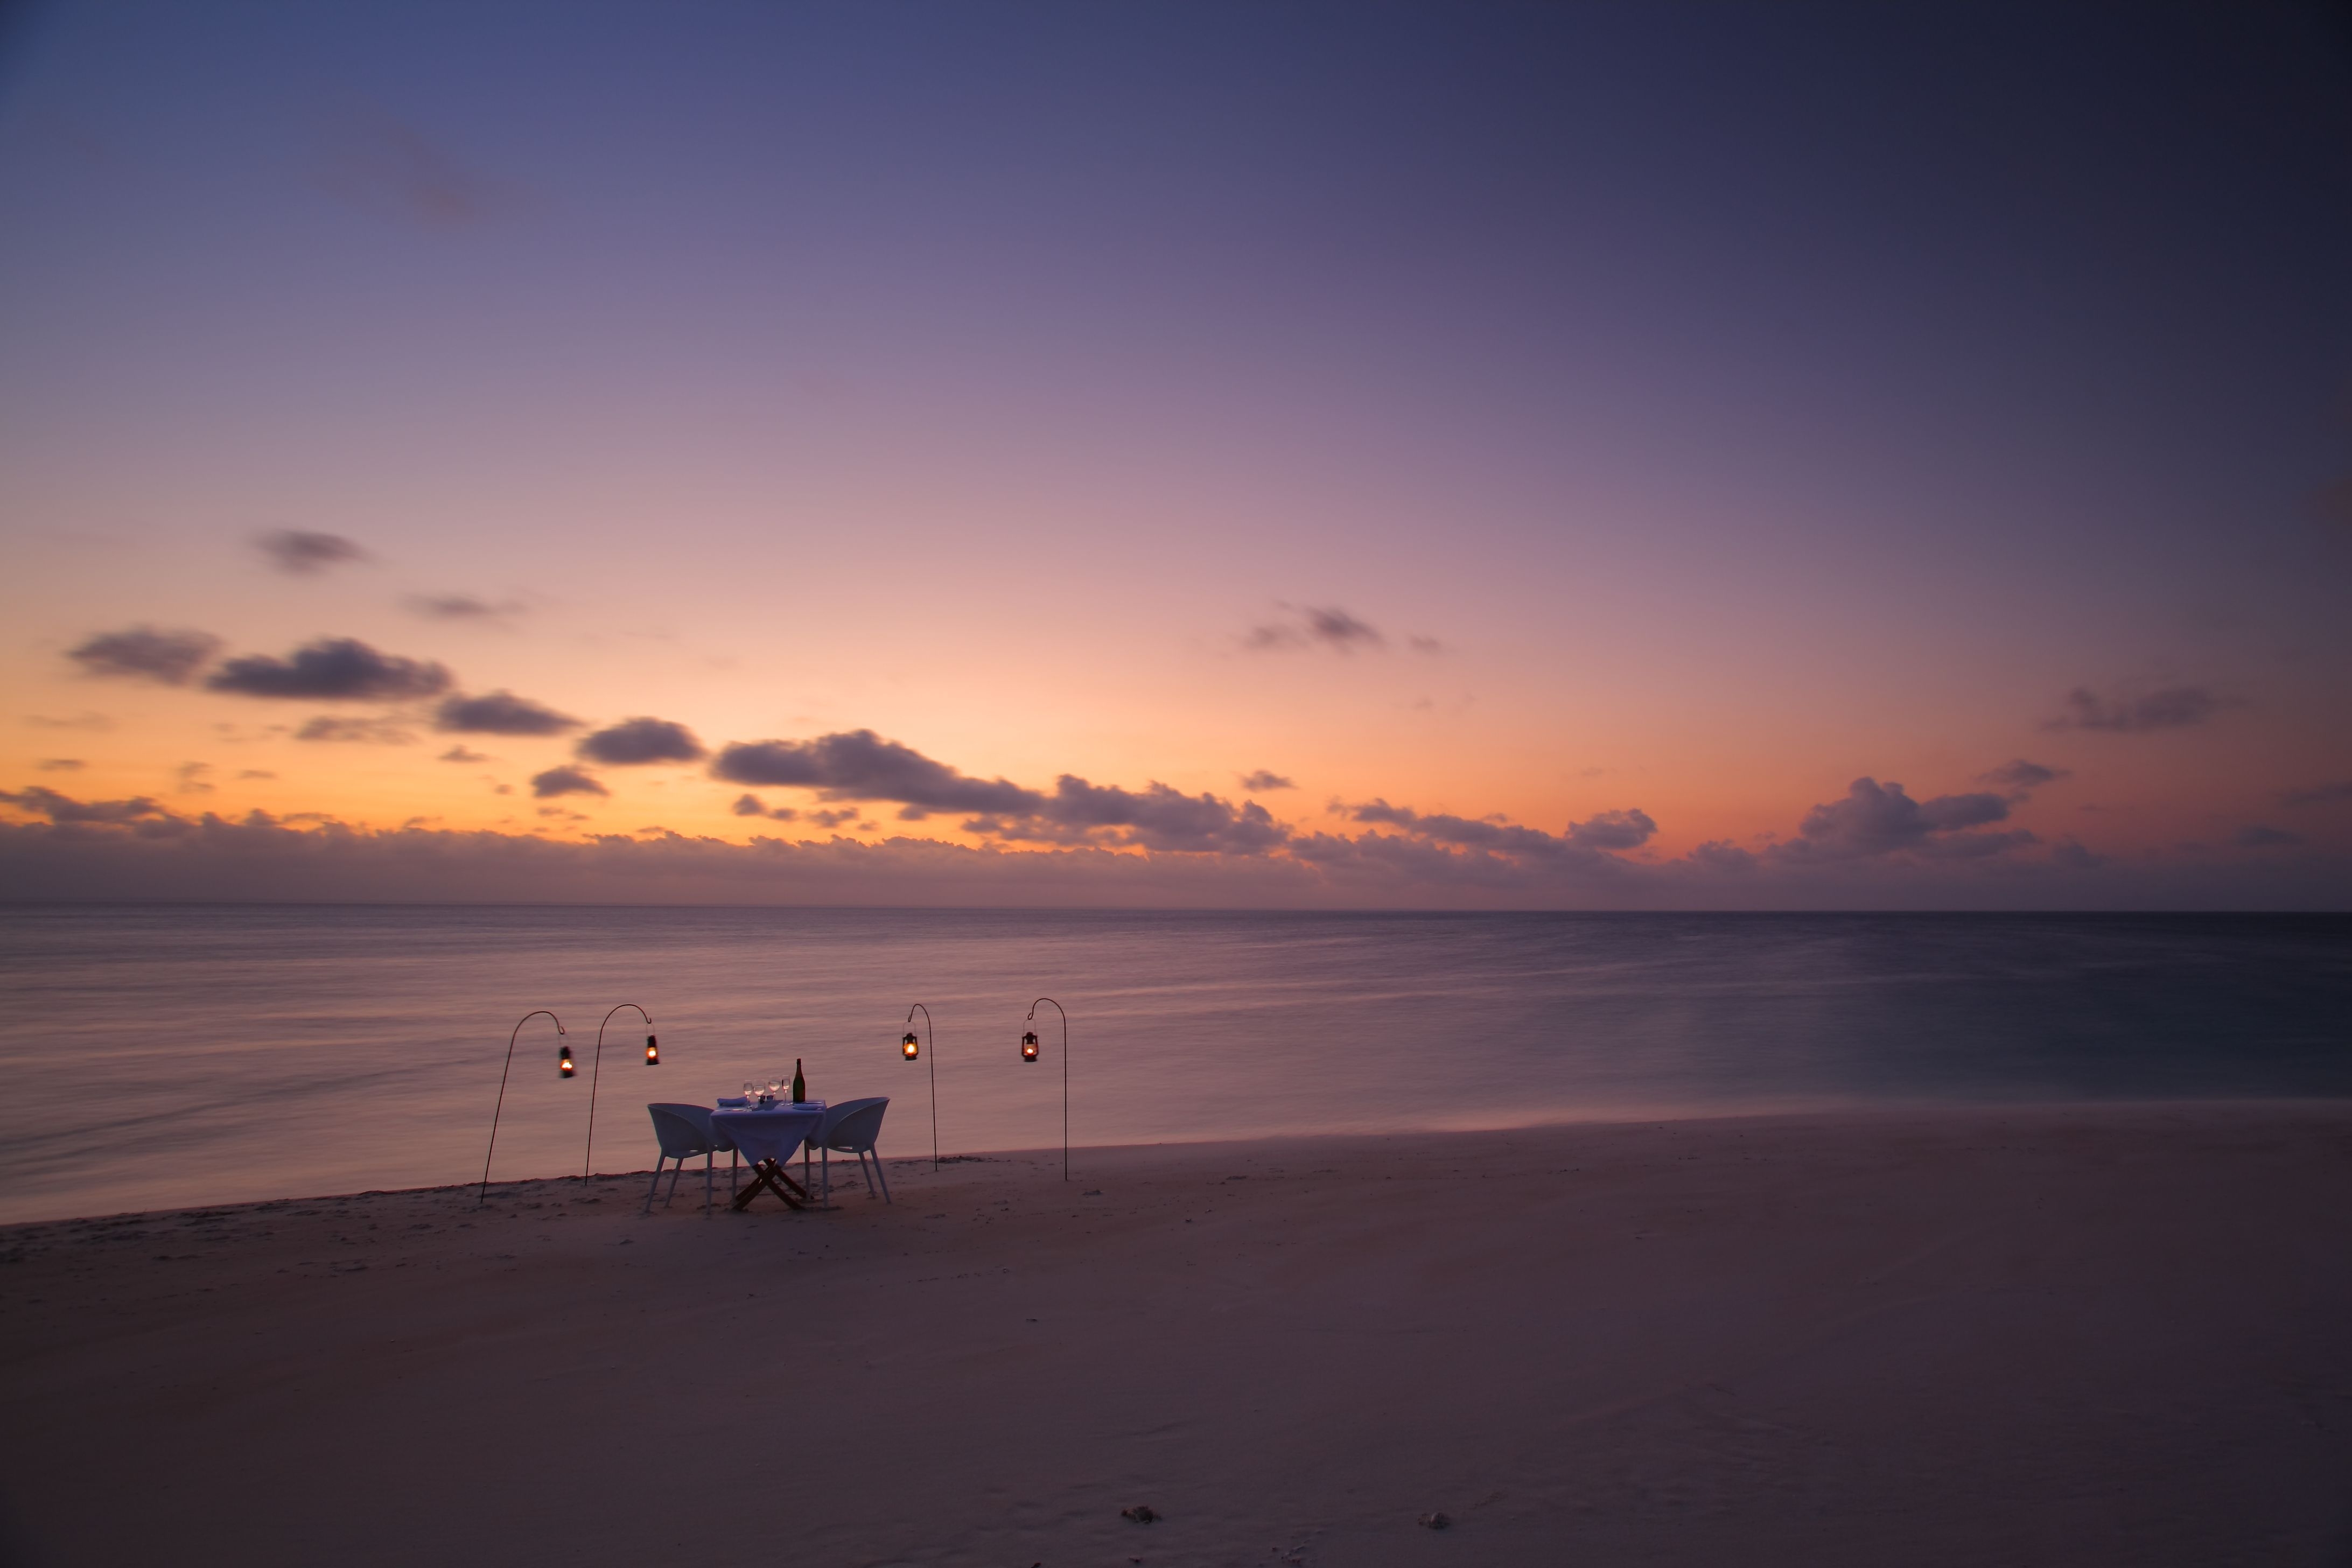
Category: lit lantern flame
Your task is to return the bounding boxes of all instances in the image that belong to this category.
[902,1031,920,1060]
[558,1041,576,1077]
[1021,1030,1039,1062]
[643,1034,659,1066]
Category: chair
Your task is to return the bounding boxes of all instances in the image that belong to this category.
[802,1097,892,1205]
[643,1103,738,1215]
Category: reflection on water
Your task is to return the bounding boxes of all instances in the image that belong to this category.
[0,905,2345,1222]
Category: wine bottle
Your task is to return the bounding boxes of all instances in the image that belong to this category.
[791,1057,806,1104]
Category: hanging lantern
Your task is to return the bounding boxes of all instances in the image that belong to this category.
[1021,1030,1039,1062]
[902,1031,920,1061]
[558,1040,576,1077]
[643,1034,660,1066]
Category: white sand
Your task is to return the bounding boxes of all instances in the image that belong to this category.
[4,1102,2350,1566]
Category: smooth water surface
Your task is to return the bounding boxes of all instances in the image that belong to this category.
[1,906,2346,1223]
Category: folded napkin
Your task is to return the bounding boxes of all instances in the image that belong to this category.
[716,1097,749,1108]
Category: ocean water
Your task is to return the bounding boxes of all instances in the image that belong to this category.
[0,905,2346,1224]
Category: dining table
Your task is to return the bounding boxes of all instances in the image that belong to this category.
[709,1100,826,1211]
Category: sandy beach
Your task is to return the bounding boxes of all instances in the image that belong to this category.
[4,1102,2349,1566]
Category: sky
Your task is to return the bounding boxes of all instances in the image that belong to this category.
[2,1,2349,908]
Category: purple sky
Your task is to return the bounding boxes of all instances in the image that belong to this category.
[2,2,2348,907]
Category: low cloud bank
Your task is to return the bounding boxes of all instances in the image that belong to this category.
[2,786,2338,910]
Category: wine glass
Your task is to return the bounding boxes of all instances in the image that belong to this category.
[766,1078,783,1104]
[740,1080,757,1106]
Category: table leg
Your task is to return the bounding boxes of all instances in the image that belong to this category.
[731,1158,807,1212]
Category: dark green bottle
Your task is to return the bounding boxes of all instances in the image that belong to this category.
[790,1057,806,1104]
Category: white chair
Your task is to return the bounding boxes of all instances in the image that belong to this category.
[803,1097,892,1205]
[643,1103,737,1214]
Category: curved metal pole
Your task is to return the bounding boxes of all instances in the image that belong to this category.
[586,1003,652,1178]
[1028,997,1068,1181]
[480,1010,565,1207]
[906,1003,939,1171]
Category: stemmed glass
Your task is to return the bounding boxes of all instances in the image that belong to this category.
[741,1080,758,1107]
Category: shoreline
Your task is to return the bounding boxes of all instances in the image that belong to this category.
[10,1093,2350,1234]
[6,1100,2350,1565]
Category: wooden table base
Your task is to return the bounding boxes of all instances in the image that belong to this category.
[732,1157,809,1212]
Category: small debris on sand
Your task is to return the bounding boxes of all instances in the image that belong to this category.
[1417,1511,1452,1530]
[1122,1504,1160,1524]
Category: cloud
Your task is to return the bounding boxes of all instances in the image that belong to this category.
[256,530,369,576]
[1408,636,1445,655]
[1773,778,2032,862]
[296,716,417,744]
[325,121,519,228]
[2050,839,2108,871]
[1244,605,1387,654]
[236,769,276,780]
[1238,770,1295,792]
[2049,685,2223,733]
[1565,809,1658,851]
[205,638,452,701]
[407,593,523,622]
[806,809,862,829]
[2315,473,2352,530]
[2281,781,2352,807]
[1686,840,1757,872]
[438,745,488,764]
[1977,759,2070,792]
[35,759,83,772]
[67,626,222,685]
[0,786,171,824]
[173,762,214,795]
[1347,799,1656,863]
[434,690,580,736]
[3,789,2342,911]
[712,730,1042,815]
[24,712,114,731]
[530,766,607,800]
[1022,778,1289,854]
[577,717,707,766]
[2235,824,2304,849]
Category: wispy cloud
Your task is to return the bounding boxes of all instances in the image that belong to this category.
[67,627,221,685]
[323,121,520,228]
[2281,781,2352,807]
[1244,605,1387,654]
[296,716,417,744]
[24,712,114,732]
[1976,759,2070,793]
[1238,769,1295,792]
[2235,824,2304,849]
[438,745,489,764]
[406,593,524,622]
[2047,685,2224,733]
[256,530,369,576]
[34,759,83,772]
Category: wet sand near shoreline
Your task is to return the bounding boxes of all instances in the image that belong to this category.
[4,1103,2350,1566]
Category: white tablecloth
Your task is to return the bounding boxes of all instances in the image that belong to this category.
[710,1102,825,1166]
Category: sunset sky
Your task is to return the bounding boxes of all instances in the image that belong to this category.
[3,2,2348,907]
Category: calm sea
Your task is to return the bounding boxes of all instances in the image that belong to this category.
[1,906,2346,1224]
